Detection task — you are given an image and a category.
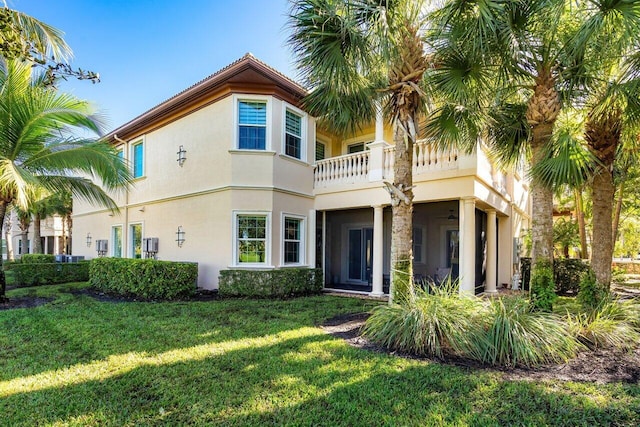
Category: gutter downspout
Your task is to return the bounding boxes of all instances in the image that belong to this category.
[114,134,129,258]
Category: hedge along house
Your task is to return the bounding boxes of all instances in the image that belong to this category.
[72,54,531,295]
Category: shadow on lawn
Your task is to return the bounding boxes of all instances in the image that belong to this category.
[2,330,637,426]
[0,293,372,383]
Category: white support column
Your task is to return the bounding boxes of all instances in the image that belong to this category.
[371,205,385,296]
[485,209,498,294]
[460,197,476,294]
[367,103,389,182]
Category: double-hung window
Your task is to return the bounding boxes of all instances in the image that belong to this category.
[132,141,144,178]
[283,216,304,264]
[238,101,267,150]
[236,214,268,264]
[285,110,302,159]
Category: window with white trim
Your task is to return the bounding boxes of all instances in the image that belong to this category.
[132,141,144,178]
[283,216,305,265]
[236,214,268,264]
[238,101,267,150]
[285,110,303,159]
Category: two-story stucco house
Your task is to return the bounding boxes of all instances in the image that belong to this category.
[72,54,531,296]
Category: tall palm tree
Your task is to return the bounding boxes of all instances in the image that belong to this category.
[0,60,131,301]
[428,0,582,272]
[570,1,640,288]
[288,0,429,303]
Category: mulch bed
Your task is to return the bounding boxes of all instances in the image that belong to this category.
[321,312,640,384]
[0,296,53,310]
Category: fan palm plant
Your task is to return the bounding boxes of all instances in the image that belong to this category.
[288,0,431,303]
[0,60,131,300]
[427,0,584,270]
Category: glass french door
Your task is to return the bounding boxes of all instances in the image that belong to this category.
[348,228,373,282]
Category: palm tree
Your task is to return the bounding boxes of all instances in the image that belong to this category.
[428,0,583,272]
[288,0,429,303]
[0,60,131,301]
[0,5,98,83]
[570,1,640,288]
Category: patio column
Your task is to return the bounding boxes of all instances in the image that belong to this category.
[370,205,385,296]
[460,197,476,294]
[367,103,388,182]
[485,209,498,294]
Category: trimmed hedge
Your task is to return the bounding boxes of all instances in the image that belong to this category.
[8,262,89,287]
[89,258,198,300]
[218,268,323,298]
[21,254,56,264]
[521,257,590,295]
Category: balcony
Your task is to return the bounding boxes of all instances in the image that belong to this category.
[313,140,459,188]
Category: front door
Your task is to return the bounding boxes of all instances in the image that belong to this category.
[348,228,373,282]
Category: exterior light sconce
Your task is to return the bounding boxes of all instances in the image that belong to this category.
[177,145,187,166]
[176,226,185,247]
[86,232,92,247]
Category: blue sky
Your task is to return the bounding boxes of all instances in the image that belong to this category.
[12,0,297,133]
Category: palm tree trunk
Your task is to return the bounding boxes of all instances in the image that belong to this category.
[585,111,621,289]
[574,187,588,259]
[32,213,42,254]
[0,201,8,301]
[389,119,414,304]
[530,124,555,266]
[591,167,614,287]
[612,181,624,245]
[526,68,560,268]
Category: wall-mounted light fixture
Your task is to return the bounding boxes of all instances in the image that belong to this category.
[177,145,187,166]
[176,226,185,247]
[86,232,92,247]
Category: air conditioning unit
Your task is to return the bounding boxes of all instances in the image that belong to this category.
[96,239,108,253]
[143,237,159,253]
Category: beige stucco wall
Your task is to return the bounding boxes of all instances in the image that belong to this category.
[73,93,317,289]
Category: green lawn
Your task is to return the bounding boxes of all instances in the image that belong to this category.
[1,284,639,426]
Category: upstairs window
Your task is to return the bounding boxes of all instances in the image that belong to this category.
[348,142,366,154]
[315,141,326,161]
[132,141,144,178]
[238,101,267,150]
[285,110,302,159]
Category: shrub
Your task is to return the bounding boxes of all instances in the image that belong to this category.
[530,260,556,311]
[363,284,482,358]
[218,268,322,298]
[554,258,590,295]
[89,258,197,300]
[521,257,590,295]
[21,254,56,264]
[472,296,580,367]
[577,268,609,311]
[8,262,89,287]
[568,299,640,350]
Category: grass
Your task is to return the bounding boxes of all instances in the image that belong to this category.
[1,283,639,426]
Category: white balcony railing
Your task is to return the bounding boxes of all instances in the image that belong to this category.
[314,140,459,189]
[384,141,458,178]
[314,151,370,186]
